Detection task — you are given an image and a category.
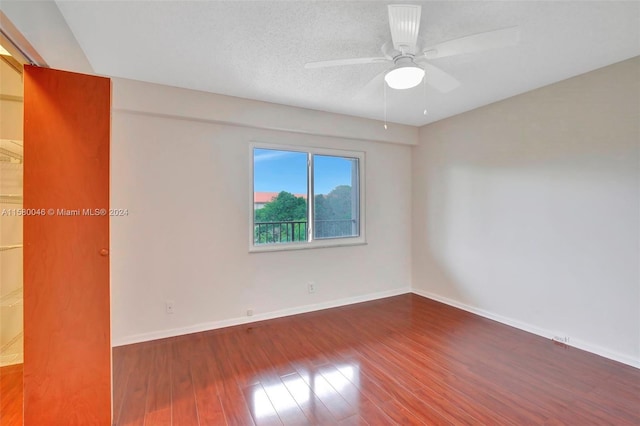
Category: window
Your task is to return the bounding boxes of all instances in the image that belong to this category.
[251,143,365,251]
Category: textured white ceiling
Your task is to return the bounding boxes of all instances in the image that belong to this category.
[54,1,640,126]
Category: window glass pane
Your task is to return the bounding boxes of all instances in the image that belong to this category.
[313,155,359,239]
[253,148,308,245]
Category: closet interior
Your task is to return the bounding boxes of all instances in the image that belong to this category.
[0,45,24,369]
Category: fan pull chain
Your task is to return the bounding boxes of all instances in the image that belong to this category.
[423,75,428,116]
[383,81,388,130]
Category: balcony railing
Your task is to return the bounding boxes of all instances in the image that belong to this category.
[254,219,358,244]
[254,221,307,244]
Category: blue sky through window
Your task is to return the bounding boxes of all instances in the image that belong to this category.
[254,148,354,195]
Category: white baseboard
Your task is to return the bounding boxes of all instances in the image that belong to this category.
[113,287,411,347]
[113,286,640,370]
[412,289,640,369]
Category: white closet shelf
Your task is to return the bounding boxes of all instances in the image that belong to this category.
[0,287,23,308]
[0,139,23,163]
[0,331,23,367]
[0,194,22,204]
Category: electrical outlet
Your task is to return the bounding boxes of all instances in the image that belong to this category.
[308,281,316,294]
[552,336,570,344]
[166,300,175,314]
[247,309,254,317]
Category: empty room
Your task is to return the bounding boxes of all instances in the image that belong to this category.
[0,1,638,425]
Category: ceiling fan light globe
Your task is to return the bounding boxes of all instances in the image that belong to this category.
[384,65,425,90]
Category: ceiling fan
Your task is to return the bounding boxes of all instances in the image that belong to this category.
[305,4,520,94]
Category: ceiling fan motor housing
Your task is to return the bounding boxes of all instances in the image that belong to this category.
[385,56,425,90]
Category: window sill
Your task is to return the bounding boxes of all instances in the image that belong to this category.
[249,239,367,253]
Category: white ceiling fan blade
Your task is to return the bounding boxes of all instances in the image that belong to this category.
[305,57,390,69]
[352,70,387,101]
[420,62,460,93]
[381,41,400,60]
[423,26,520,59]
[388,4,422,52]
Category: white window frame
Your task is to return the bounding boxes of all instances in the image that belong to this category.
[249,142,366,253]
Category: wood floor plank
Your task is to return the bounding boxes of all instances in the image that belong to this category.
[316,363,366,409]
[143,341,172,425]
[379,397,428,425]
[590,381,640,417]
[353,398,395,425]
[220,331,261,389]
[333,362,393,407]
[261,379,309,425]
[117,345,152,426]
[207,332,256,426]
[280,372,336,425]
[112,345,135,424]
[296,365,355,421]
[189,336,227,426]
[243,383,282,426]
[236,327,309,425]
[171,338,200,426]
[336,414,368,425]
[248,325,298,378]
[219,390,256,426]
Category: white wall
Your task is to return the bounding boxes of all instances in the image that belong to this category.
[412,57,640,367]
[111,79,414,345]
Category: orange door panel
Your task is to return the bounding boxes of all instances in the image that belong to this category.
[23,65,111,425]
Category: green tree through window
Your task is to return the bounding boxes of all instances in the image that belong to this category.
[314,185,354,238]
[254,192,307,243]
[254,191,306,223]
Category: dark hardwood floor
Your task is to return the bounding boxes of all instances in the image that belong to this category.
[111,294,640,425]
[1,294,638,424]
